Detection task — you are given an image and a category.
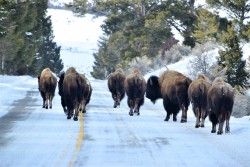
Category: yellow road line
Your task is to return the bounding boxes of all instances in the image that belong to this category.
[69,112,84,167]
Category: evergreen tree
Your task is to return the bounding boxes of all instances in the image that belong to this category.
[3,1,38,75]
[218,25,250,92]
[0,1,16,74]
[206,0,250,41]
[161,0,197,48]
[65,0,88,16]
[91,36,109,79]
[192,8,219,44]
[91,0,177,79]
[29,0,63,76]
[0,0,63,76]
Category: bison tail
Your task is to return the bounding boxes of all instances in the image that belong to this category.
[199,82,206,109]
[48,76,57,96]
[115,74,120,91]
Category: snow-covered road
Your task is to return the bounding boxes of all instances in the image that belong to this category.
[0,77,249,167]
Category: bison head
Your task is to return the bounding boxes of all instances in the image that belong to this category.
[146,76,162,104]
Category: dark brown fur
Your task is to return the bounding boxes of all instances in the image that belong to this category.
[107,68,126,108]
[62,67,85,121]
[58,71,67,112]
[38,68,57,109]
[124,69,146,116]
[188,74,211,128]
[146,70,192,122]
[79,74,92,113]
[208,77,234,135]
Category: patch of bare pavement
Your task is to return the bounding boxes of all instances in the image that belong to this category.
[0,90,38,146]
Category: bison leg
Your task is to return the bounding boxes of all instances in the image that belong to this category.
[180,104,187,123]
[225,120,230,133]
[116,98,120,108]
[81,100,87,113]
[211,123,216,133]
[113,101,117,108]
[44,93,50,109]
[42,98,46,108]
[128,99,134,116]
[225,114,230,133]
[133,98,140,116]
[67,109,72,119]
[164,113,171,121]
[195,107,200,128]
[200,109,207,128]
[172,114,177,122]
[73,105,80,121]
[217,122,224,135]
[41,92,46,108]
[73,115,78,121]
[112,94,117,108]
[45,99,49,109]
[49,96,53,109]
[129,107,134,116]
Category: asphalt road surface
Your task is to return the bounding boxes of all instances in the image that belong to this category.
[0,78,249,167]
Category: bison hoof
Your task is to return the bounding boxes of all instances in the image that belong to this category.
[67,116,71,119]
[137,112,140,116]
[217,131,223,135]
[195,125,199,128]
[50,106,52,109]
[173,117,177,122]
[73,117,78,121]
[129,112,133,116]
[211,129,216,133]
[180,119,187,123]
[200,124,205,128]
[164,118,169,121]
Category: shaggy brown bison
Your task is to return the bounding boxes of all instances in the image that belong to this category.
[107,68,126,108]
[188,74,211,128]
[79,74,92,113]
[62,67,86,121]
[124,69,146,116]
[208,77,234,135]
[146,70,192,122]
[38,68,57,109]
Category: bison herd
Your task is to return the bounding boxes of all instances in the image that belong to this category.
[38,67,235,135]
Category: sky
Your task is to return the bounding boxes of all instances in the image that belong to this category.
[0,4,250,167]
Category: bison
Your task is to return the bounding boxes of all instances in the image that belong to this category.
[58,71,67,113]
[62,67,86,121]
[79,73,92,113]
[146,70,192,122]
[124,69,146,116]
[207,77,234,135]
[38,68,57,109]
[107,68,126,108]
[188,74,211,128]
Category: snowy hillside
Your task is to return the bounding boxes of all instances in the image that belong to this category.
[47,9,105,78]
